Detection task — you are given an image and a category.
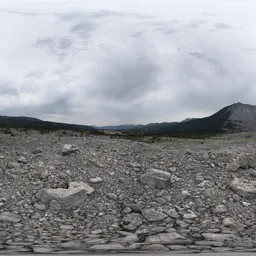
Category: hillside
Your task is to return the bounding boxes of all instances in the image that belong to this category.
[130,102,256,134]
[0,116,97,133]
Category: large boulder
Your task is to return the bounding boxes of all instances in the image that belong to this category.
[39,182,94,209]
[230,178,256,198]
[140,168,171,189]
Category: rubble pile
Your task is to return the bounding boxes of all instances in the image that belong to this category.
[0,131,256,253]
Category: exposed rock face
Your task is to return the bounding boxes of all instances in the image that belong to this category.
[230,178,256,198]
[39,182,94,209]
[140,168,171,188]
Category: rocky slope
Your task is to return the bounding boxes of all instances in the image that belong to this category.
[0,131,256,254]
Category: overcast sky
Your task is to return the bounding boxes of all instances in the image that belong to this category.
[0,0,256,125]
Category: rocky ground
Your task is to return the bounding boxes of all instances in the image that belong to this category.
[0,130,256,254]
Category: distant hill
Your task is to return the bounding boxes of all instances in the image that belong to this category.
[138,102,256,134]
[0,116,97,133]
[96,102,256,134]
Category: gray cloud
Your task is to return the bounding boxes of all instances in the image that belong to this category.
[0,79,18,96]
[1,95,71,117]
[89,51,159,102]
[210,23,233,32]
[35,36,73,61]
[70,20,95,39]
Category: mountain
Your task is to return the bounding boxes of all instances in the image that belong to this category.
[95,102,256,134]
[0,116,97,133]
[139,102,256,134]
[181,118,196,123]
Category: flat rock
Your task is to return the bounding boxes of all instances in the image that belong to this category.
[226,163,240,172]
[62,144,80,156]
[145,232,191,245]
[142,208,167,222]
[119,235,139,244]
[202,233,236,241]
[140,168,171,189]
[0,212,21,223]
[39,181,94,209]
[230,178,256,198]
[141,244,170,251]
[89,243,125,251]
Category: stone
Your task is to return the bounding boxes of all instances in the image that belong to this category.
[0,168,3,178]
[145,233,191,245]
[89,244,125,251]
[213,204,228,213]
[60,224,74,230]
[140,168,171,189]
[122,213,143,230]
[70,181,95,195]
[223,217,236,227]
[195,174,205,183]
[40,181,94,209]
[7,162,20,169]
[32,246,54,253]
[34,203,46,210]
[62,144,80,156]
[226,163,240,172]
[195,240,224,247]
[119,235,139,244]
[141,244,170,251]
[202,233,236,241]
[183,212,198,219]
[33,148,43,154]
[176,220,189,228]
[230,178,256,198]
[90,177,103,184]
[238,154,249,169]
[123,204,142,213]
[49,200,62,210]
[249,169,256,177]
[106,193,118,200]
[166,208,179,218]
[142,208,167,222]
[18,156,27,164]
[0,212,21,223]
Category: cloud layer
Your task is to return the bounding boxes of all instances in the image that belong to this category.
[0,0,256,125]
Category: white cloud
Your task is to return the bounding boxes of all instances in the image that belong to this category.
[0,0,256,125]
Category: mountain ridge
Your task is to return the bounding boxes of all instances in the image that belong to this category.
[0,102,255,134]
